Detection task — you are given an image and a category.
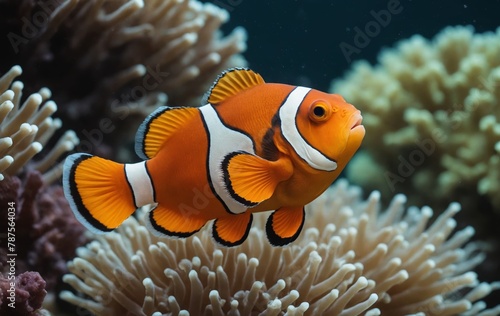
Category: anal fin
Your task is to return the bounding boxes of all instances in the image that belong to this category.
[147,204,206,238]
[212,212,253,247]
[266,206,305,246]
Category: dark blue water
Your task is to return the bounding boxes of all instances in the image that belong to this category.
[209,0,500,90]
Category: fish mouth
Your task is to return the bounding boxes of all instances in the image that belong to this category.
[349,112,363,130]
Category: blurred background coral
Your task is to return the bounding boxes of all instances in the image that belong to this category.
[1,0,500,315]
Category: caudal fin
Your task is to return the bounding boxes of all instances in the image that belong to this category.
[62,153,137,233]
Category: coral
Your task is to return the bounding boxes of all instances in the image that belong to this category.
[0,171,89,292]
[0,0,247,157]
[330,26,500,213]
[0,271,47,316]
[60,180,500,315]
[0,65,79,183]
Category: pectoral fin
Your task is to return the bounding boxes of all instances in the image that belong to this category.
[146,204,206,238]
[212,212,253,247]
[223,152,293,206]
[266,206,305,246]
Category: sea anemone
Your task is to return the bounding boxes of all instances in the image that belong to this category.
[60,180,500,315]
[0,65,78,183]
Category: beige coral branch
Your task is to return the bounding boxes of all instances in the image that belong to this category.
[60,180,499,315]
[0,65,79,182]
[331,26,500,211]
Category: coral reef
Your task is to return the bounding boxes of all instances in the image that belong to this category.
[60,180,500,315]
[0,271,47,316]
[0,1,247,313]
[0,170,89,293]
[1,65,78,183]
[331,26,500,213]
[0,0,247,157]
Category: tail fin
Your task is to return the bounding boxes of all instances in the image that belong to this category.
[62,153,137,233]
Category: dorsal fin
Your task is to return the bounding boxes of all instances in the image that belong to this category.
[135,106,198,159]
[203,68,265,105]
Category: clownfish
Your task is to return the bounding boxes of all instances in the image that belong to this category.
[62,68,365,247]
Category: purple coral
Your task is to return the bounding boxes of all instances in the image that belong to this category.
[0,271,46,316]
[0,170,88,291]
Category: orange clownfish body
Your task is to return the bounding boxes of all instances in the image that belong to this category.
[63,68,365,247]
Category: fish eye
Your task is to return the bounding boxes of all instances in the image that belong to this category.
[313,106,325,117]
[309,102,330,122]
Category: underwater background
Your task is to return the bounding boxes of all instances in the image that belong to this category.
[1,0,500,315]
[218,0,500,305]
[215,0,500,90]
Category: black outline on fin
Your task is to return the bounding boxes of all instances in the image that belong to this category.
[135,106,196,160]
[266,207,305,247]
[146,205,204,238]
[202,67,264,105]
[135,106,169,160]
[221,151,259,207]
[62,153,113,233]
[212,213,253,247]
